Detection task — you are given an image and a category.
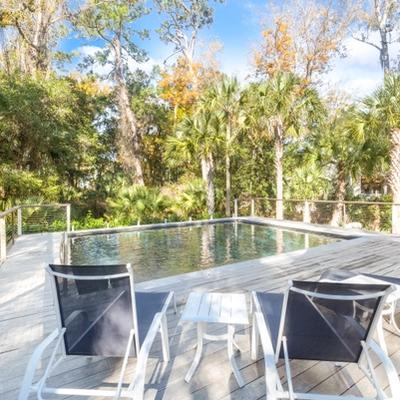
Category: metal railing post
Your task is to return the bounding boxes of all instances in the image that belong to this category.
[303,200,311,223]
[66,204,71,232]
[0,217,6,263]
[17,207,22,236]
[251,198,255,217]
[392,204,400,234]
[234,199,238,218]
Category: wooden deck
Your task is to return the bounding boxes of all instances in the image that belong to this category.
[1,225,400,399]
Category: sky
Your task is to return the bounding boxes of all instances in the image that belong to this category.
[61,0,396,99]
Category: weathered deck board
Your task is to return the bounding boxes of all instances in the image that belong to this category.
[1,225,400,399]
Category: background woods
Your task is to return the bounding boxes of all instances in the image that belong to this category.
[1,0,400,231]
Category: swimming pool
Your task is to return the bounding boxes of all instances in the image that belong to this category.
[69,221,338,282]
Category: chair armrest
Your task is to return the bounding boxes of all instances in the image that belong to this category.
[255,312,280,400]
[128,312,164,400]
[18,328,64,400]
[365,339,400,398]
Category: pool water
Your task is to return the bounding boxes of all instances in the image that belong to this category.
[70,222,338,282]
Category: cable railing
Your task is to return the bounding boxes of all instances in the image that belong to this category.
[233,197,400,234]
[0,204,70,263]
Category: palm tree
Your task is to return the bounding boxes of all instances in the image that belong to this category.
[166,109,223,216]
[362,74,400,233]
[254,73,322,219]
[208,76,243,216]
[312,104,367,226]
[107,184,171,224]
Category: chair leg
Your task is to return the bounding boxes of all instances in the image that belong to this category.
[251,311,259,361]
[173,292,178,314]
[160,313,170,362]
[376,315,388,355]
[389,301,400,335]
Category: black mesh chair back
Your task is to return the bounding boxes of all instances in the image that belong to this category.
[48,264,138,357]
[279,280,390,363]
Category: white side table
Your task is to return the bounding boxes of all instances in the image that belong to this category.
[180,292,249,387]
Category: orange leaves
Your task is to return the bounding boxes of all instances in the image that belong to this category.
[158,55,221,121]
[255,0,354,84]
[159,57,200,112]
[255,18,296,78]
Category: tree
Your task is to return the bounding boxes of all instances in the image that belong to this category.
[256,0,355,83]
[0,72,108,206]
[254,18,296,78]
[158,56,201,125]
[107,184,171,224]
[362,74,400,233]
[155,0,223,63]
[75,0,149,185]
[158,42,222,127]
[255,73,322,219]
[166,108,223,215]
[208,76,243,216]
[314,101,366,226]
[353,0,400,74]
[155,0,223,89]
[0,0,67,75]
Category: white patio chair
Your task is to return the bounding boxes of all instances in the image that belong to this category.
[251,280,400,400]
[19,263,175,399]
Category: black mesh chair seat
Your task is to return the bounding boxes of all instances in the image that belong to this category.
[49,264,173,358]
[255,280,389,363]
[136,292,170,346]
[255,292,284,354]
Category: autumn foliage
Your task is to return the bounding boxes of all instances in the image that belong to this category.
[159,55,221,122]
[254,18,296,78]
[159,57,200,115]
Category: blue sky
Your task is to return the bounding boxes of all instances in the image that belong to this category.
[61,0,392,98]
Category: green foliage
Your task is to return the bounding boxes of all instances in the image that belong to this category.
[75,0,149,70]
[72,212,107,230]
[0,72,109,209]
[107,184,172,224]
[3,3,400,233]
[168,177,208,219]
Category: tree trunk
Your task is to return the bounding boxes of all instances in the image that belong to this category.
[389,128,400,233]
[113,36,144,185]
[274,120,284,220]
[379,28,390,74]
[201,154,215,216]
[225,119,231,216]
[330,161,346,227]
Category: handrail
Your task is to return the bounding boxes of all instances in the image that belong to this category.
[234,196,400,234]
[0,204,70,218]
[239,197,400,206]
[0,206,20,218]
[0,203,71,264]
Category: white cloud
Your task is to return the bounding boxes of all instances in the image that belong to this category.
[325,32,400,98]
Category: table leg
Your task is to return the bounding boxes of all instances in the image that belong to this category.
[185,322,204,383]
[228,325,245,388]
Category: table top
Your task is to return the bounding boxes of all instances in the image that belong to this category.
[322,274,400,303]
[181,292,249,325]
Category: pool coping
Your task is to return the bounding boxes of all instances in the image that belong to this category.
[66,216,378,239]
